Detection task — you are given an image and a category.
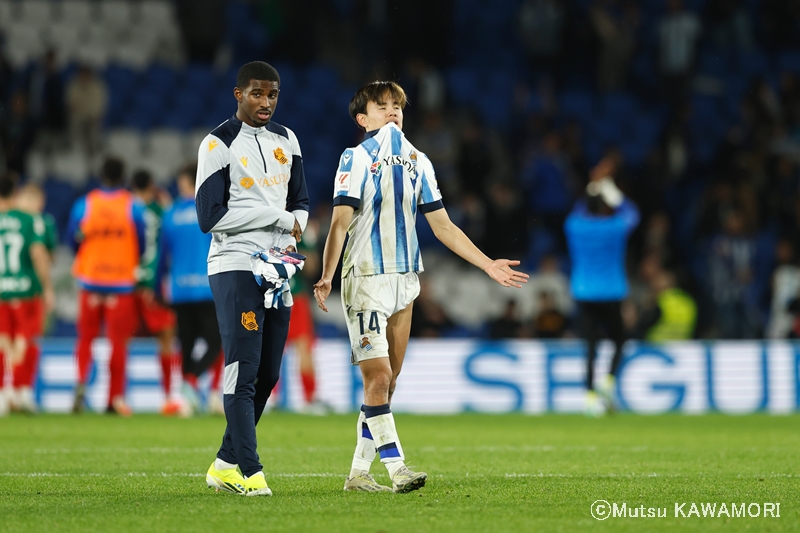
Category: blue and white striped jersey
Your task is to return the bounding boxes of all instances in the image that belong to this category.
[332,122,443,277]
[195,116,310,275]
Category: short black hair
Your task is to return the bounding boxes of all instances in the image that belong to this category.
[101,157,125,186]
[0,173,17,199]
[178,162,198,186]
[349,81,408,130]
[131,169,153,192]
[236,61,280,90]
[587,193,611,215]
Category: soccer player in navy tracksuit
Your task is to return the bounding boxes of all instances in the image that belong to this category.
[564,157,640,416]
[195,62,309,496]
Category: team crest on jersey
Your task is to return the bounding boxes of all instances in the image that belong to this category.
[240,156,248,167]
[370,161,382,175]
[410,151,418,167]
[359,336,373,351]
[208,139,218,152]
[273,148,288,164]
[240,177,255,189]
[241,311,258,331]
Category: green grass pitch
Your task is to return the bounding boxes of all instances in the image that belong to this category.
[1,412,798,533]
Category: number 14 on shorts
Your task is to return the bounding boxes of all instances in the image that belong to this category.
[356,311,381,335]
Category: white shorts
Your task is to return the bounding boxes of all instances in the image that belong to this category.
[341,271,420,365]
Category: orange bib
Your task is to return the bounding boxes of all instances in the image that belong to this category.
[72,190,139,288]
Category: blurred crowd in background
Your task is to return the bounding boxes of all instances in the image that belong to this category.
[3,0,800,340]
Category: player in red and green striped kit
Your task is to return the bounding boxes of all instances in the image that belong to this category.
[0,176,54,416]
[131,170,181,416]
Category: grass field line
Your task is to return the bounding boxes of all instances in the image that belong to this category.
[1,471,795,479]
[26,444,795,455]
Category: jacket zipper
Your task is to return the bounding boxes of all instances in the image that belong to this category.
[254,133,268,172]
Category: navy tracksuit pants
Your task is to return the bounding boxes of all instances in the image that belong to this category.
[209,271,290,477]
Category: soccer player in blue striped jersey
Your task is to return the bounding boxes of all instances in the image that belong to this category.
[314,81,528,493]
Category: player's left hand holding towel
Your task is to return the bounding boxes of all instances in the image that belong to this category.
[250,247,306,308]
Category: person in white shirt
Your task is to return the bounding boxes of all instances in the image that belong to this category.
[313,81,528,493]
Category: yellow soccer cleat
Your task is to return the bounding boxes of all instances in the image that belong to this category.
[206,462,246,494]
[242,472,273,497]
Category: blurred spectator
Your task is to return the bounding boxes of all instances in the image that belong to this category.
[518,0,567,83]
[532,254,572,317]
[489,299,524,339]
[176,0,226,63]
[520,131,575,249]
[456,113,494,197]
[66,65,108,157]
[658,0,702,102]
[410,277,454,338]
[766,239,800,339]
[635,270,698,341]
[708,209,760,338]
[353,0,390,75]
[760,0,800,52]
[533,290,567,338]
[589,0,639,92]
[0,49,12,115]
[484,181,529,260]
[705,0,754,52]
[413,110,458,194]
[403,58,446,115]
[26,49,66,146]
[0,91,37,176]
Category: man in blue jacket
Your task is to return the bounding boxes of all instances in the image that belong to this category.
[564,158,639,416]
[160,162,223,416]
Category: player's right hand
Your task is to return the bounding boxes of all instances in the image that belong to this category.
[313,279,332,312]
[291,217,302,242]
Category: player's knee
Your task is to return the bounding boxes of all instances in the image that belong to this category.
[364,370,391,396]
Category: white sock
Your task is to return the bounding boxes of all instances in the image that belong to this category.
[215,458,237,471]
[349,407,377,476]
[363,404,405,477]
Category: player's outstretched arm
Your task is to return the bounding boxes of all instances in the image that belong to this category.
[424,208,528,288]
[313,205,355,312]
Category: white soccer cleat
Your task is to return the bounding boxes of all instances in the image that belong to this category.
[207,390,225,416]
[391,465,427,493]
[16,387,37,414]
[584,391,607,418]
[343,471,392,492]
[598,375,616,412]
[0,388,9,417]
[181,382,202,415]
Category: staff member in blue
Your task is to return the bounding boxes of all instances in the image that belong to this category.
[159,162,224,416]
[564,157,639,416]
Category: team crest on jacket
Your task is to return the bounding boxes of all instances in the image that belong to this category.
[273,147,288,164]
[370,161,382,175]
[240,177,255,189]
[240,156,248,167]
[359,336,373,351]
[241,311,258,331]
[208,139,218,152]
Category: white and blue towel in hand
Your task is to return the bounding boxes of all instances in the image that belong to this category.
[250,247,306,308]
